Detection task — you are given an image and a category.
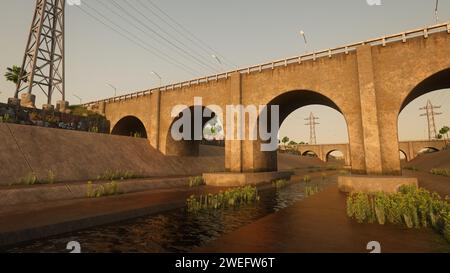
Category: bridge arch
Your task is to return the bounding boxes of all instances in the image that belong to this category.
[302,150,318,158]
[111,116,147,138]
[399,68,450,114]
[418,147,440,154]
[252,89,350,171]
[325,149,345,163]
[165,105,221,156]
[399,150,408,162]
[398,68,450,141]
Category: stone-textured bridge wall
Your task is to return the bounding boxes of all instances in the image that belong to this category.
[398,140,448,162]
[87,24,450,176]
[295,140,447,165]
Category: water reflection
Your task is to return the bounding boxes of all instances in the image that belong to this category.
[4,179,335,253]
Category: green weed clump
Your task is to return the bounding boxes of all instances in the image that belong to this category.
[303,175,311,183]
[19,173,39,185]
[97,170,138,181]
[326,165,338,171]
[86,181,120,198]
[17,170,56,185]
[188,176,205,187]
[346,185,450,242]
[272,179,289,189]
[403,166,419,172]
[186,186,260,212]
[305,184,321,197]
[430,168,450,177]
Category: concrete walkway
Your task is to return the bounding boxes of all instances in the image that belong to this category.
[196,180,450,253]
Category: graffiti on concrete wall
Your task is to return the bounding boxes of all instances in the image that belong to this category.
[0,103,110,133]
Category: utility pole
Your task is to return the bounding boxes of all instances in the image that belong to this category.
[420,100,441,140]
[305,112,319,145]
[12,0,67,111]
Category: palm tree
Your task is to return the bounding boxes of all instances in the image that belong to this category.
[281,136,289,149]
[439,126,449,144]
[4,65,26,85]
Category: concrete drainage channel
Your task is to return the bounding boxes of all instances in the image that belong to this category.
[0,171,333,248]
[0,176,190,207]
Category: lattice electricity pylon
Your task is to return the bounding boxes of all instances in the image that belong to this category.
[305,112,319,145]
[420,100,441,140]
[14,0,65,105]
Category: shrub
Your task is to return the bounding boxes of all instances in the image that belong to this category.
[47,170,56,184]
[430,168,450,177]
[186,185,259,212]
[189,176,205,187]
[19,173,39,185]
[403,166,419,172]
[17,170,56,185]
[346,185,450,242]
[444,212,450,242]
[305,184,321,197]
[347,192,375,223]
[272,179,289,189]
[326,165,338,171]
[97,170,138,181]
[86,181,120,198]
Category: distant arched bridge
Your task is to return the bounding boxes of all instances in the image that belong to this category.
[284,140,448,166]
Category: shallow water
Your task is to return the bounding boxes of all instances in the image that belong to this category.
[4,179,335,253]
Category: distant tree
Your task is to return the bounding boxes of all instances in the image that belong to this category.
[439,126,449,142]
[288,140,297,146]
[299,141,306,145]
[437,134,443,140]
[4,65,26,85]
[281,136,289,148]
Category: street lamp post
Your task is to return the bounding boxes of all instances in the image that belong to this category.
[151,71,162,87]
[435,0,439,24]
[72,94,82,105]
[106,83,117,97]
[300,30,308,53]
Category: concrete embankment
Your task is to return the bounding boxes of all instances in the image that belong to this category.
[0,176,189,206]
[0,123,224,186]
[0,123,325,186]
[405,149,450,171]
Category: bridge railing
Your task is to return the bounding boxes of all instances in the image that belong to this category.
[82,22,450,107]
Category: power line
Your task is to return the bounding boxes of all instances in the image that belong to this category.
[143,0,237,68]
[77,2,200,77]
[89,0,202,75]
[305,112,319,145]
[419,100,442,140]
[123,0,223,70]
[109,0,221,73]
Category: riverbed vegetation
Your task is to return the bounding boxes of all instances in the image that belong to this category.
[188,176,205,187]
[305,184,321,197]
[303,175,311,183]
[346,185,450,242]
[403,166,419,172]
[86,181,120,198]
[96,170,139,181]
[272,179,289,189]
[430,168,450,177]
[186,186,260,212]
[15,170,56,186]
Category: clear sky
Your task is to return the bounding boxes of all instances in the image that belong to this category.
[0,0,449,143]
